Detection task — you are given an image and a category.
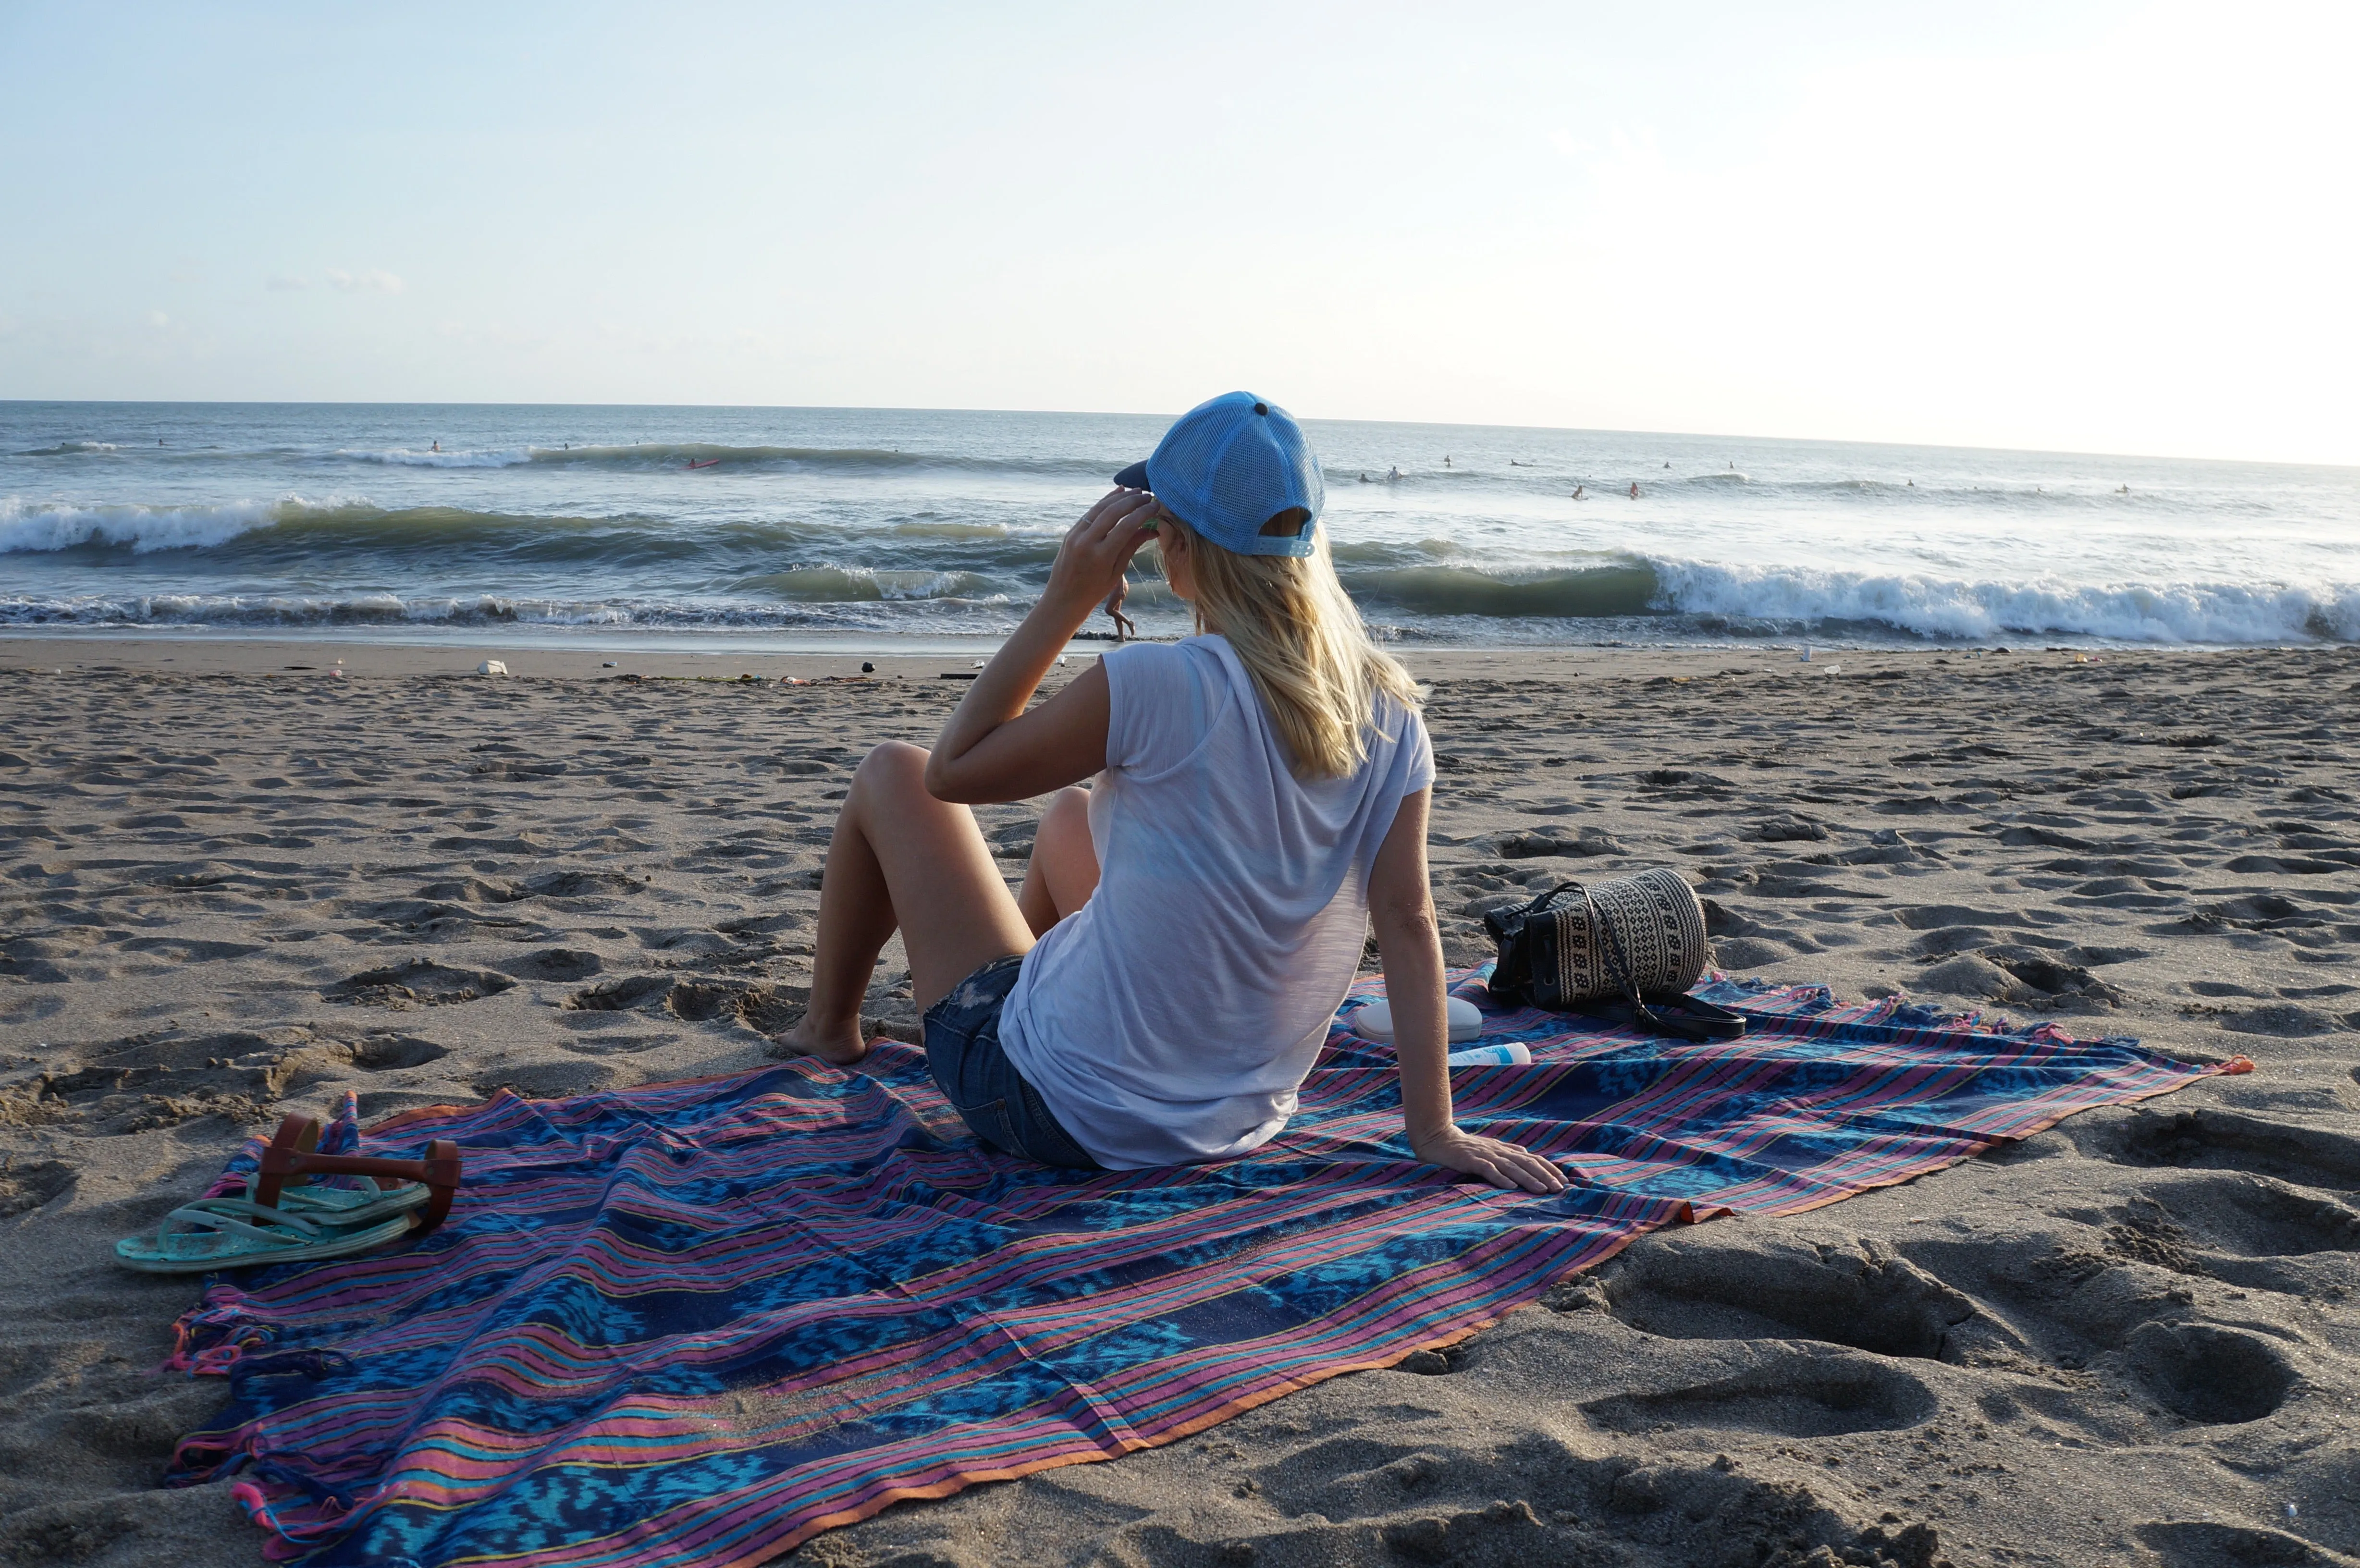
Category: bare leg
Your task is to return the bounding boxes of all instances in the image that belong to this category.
[1016,785,1101,937]
[779,741,1035,1065]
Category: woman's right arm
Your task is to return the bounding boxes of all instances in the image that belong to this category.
[1369,788,1568,1195]
[924,489,1157,805]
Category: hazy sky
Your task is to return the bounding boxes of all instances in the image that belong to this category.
[2,1,2354,463]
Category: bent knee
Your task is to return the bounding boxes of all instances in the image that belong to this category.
[1041,785,1091,831]
[859,739,930,775]
[855,740,933,793]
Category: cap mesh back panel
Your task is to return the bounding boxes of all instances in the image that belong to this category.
[1156,414,1240,539]
[1210,427,1289,544]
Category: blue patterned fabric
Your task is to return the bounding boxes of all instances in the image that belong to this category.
[161,968,2236,1568]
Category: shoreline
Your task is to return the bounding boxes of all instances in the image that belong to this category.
[0,631,2304,683]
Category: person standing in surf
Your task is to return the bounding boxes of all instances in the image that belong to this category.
[780,392,1563,1191]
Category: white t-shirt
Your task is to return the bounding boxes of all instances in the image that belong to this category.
[997,635,1435,1169]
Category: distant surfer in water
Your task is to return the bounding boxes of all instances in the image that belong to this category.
[1572,485,1585,501]
[1628,482,1640,499]
[1443,455,1451,467]
[430,440,441,453]
[1387,466,1401,482]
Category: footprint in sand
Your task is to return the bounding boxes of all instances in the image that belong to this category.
[326,960,516,1008]
[499,948,603,982]
[1599,1233,1977,1361]
[9,1027,452,1134]
[2116,1106,2360,1190]
[0,1156,76,1219]
[1584,1356,1937,1439]
[2125,1322,2298,1425]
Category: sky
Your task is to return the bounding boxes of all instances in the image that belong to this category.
[1,1,2355,465]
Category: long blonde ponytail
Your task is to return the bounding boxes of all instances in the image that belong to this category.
[1159,518,1421,780]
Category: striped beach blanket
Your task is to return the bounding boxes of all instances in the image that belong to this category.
[165,969,2238,1567]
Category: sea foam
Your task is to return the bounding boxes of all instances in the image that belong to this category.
[338,446,536,469]
[0,495,356,554]
[1649,558,2360,645]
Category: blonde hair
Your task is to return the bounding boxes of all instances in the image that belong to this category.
[1158,518,1422,780]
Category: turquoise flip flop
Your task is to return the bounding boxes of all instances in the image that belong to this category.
[112,1113,464,1273]
[113,1197,418,1274]
[267,1175,435,1230]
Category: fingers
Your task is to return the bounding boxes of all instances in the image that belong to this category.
[1087,491,1159,545]
[1065,492,1156,564]
[1440,1136,1568,1194]
[1076,488,1154,535]
[1050,490,1161,614]
[1067,490,1141,551]
[1105,520,1152,580]
[1077,488,1134,528]
[1492,1139,1566,1193]
[1505,1150,1567,1193]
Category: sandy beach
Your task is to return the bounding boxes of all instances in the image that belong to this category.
[2,637,2356,1568]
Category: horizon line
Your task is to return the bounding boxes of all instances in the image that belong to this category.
[1,396,2353,475]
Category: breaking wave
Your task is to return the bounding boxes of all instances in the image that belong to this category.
[327,441,1119,478]
[338,446,537,469]
[0,494,367,554]
[1340,562,1658,619]
[1649,560,2360,645]
[0,591,1032,633]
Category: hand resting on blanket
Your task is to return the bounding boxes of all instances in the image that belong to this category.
[1371,789,1568,1195]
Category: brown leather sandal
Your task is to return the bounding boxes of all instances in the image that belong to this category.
[252,1113,463,1236]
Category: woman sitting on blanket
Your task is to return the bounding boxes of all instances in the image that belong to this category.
[782,393,1564,1193]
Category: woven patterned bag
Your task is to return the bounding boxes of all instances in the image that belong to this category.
[1481,868,1744,1041]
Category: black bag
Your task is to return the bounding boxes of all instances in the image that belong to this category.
[1482,868,1746,1043]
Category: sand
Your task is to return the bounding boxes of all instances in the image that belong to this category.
[1,636,2356,1568]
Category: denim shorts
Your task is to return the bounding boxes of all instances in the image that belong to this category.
[922,954,1100,1170]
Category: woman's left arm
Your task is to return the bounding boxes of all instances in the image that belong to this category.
[924,489,1159,805]
[1369,788,1568,1194]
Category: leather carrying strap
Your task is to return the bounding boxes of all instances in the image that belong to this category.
[1568,993,1749,1043]
[253,1113,463,1235]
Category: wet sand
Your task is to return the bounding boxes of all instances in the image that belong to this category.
[2,638,2357,1568]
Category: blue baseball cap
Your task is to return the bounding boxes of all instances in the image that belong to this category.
[1111,391,1324,558]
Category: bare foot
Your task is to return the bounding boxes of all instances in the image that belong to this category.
[776,1012,871,1066]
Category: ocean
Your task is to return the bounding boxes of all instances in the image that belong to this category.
[4,401,2355,651]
